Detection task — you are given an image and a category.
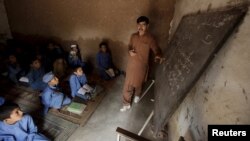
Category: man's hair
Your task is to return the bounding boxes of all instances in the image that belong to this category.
[0,102,20,120]
[137,16,149,24]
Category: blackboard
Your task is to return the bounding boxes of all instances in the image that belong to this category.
[153,6,247,136]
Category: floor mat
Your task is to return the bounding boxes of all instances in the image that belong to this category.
[0,86,78,140]
[2,83,106,125]
[23,107,78,141]
[0,83,106,140]
[49,85,106,126]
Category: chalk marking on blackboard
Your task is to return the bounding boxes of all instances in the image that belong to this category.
[201,14,236,29]
[167,49,194,92]
[202,34,213,45]
[183,32,192,41]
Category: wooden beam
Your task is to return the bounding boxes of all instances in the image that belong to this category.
[116,127,151,141]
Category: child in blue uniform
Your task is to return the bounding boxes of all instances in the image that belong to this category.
[0,97,4,106]
[43,42,65,72]
[0,102,49,141]
[26,58,47,91]
[69,66,92,100]
[96,42,119,80]
[53,58,68,79]
[41,72,71,114]
[7,54,25,84]
[68,44,85,68]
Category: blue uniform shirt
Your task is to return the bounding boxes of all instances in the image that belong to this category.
[69,74,87,98]
[68,55,85,68]
[96,52,112,70]
[8,63,23,84]
[26,68,46,91]
[0,97,4,106]
[0,114,49,141]
[41,85,71,113]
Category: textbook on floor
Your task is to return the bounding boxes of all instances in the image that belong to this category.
[67,102,86,115]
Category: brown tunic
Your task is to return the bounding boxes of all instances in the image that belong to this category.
[123,32,161,105]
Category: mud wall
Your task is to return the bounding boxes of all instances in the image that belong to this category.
[4,0,175,70]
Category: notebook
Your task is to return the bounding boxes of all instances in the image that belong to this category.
[105,68,115,77]
[19,77,29,83]
[67,102,86,115]
[77,84,93,95]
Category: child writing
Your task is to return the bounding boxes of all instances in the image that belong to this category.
[0,102,49,141]
[96,42,119,80]
[7,54,25,84]
[21,58,47,91]
[41,72,71,114]
[69,66,94,101]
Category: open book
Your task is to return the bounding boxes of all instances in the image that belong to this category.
[105,68,115,77]
[19,77,29,83]
[77,84,93,95]
[67,102,86,115]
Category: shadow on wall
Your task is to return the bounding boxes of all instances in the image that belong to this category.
[9,33,129,71]
[148,0,175,49]
[143,0,175,79]
[75,37,128,71]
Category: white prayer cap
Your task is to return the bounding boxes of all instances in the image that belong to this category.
[70,44,77,48]
[43,71,55,83]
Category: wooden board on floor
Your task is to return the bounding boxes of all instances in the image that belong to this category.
[49,86,106,126]
[3,86,41,108]
[1,84,106,127]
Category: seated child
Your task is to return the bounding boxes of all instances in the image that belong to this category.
[0,102,49,141]
[43,42,65,72]
[41,72,71,114]
[7,54,25,84]
[69,66,94,100]
[53,58,68,79]
[96,42,120,80]
[68,44,86,69]
[0,97,4,106]
[21,58,47,91]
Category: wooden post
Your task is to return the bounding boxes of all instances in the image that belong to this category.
[116,127,151,141]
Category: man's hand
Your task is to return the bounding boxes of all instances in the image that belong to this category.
[154,56,165,64]
[129,49,137,57]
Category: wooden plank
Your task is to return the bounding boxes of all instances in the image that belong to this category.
[2,84,106,127]
[153,6,247,135]
[116,127,151,141]
[50,89,106,126]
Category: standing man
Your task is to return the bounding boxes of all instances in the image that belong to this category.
[121,16,164,112]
